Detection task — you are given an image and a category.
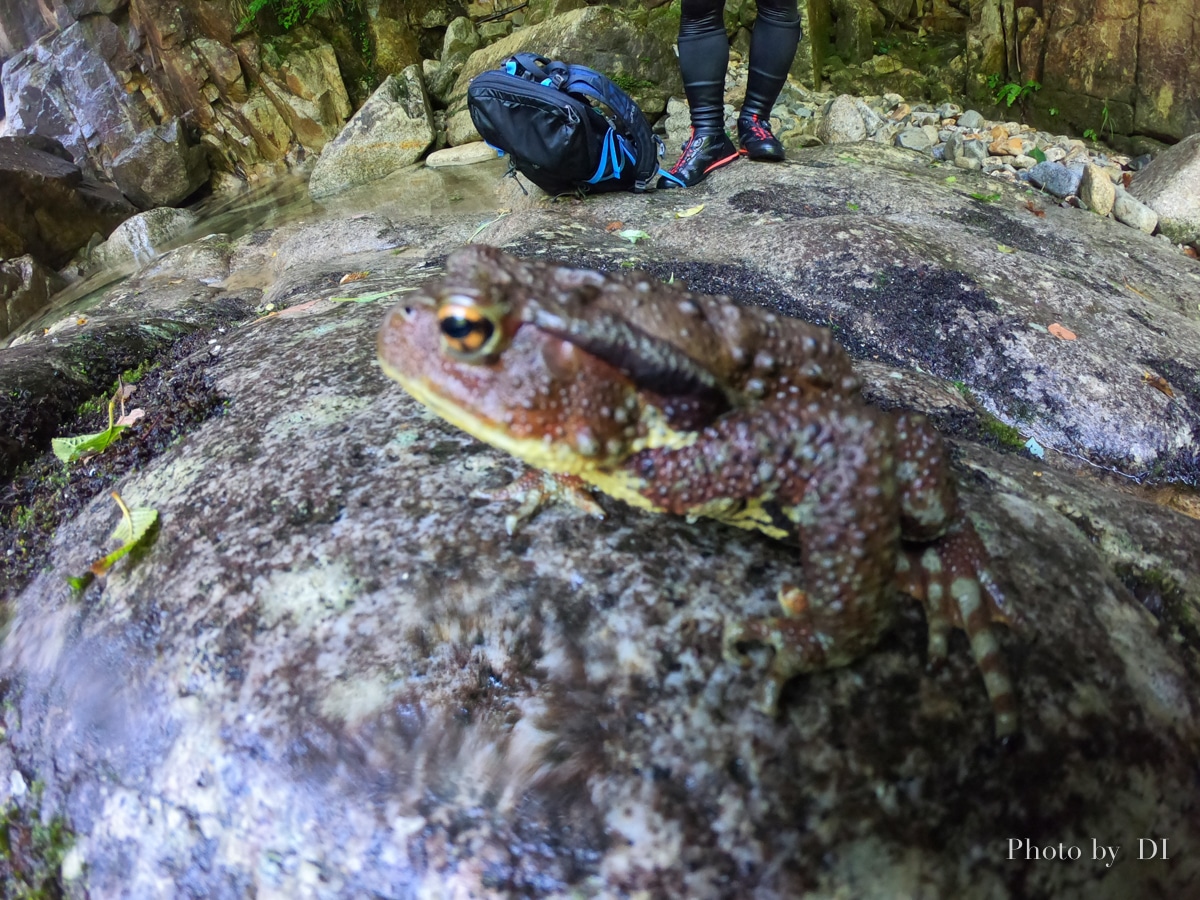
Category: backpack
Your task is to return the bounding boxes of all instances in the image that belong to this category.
[467,52,663,195]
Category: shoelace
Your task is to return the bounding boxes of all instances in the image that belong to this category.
[669,130,701,174]
[744,116,773,141]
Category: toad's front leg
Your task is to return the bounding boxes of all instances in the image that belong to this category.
[722,405,902,716]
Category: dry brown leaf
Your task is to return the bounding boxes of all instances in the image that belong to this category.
[1047,323,1076,340]
[1123,281,1152,300]
[1184,246,1199,260]
[605,221,624,232]
[1023,200,1045,217]
[340,271,370,284]
[1142,371,1175,398]
[76,317,88,326]
[115,408,145,427]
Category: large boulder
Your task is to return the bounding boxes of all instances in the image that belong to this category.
[258,26,353,153]
[0,15,209,207]
[0,135,135,269]
[1128,132,1200,244]
[445,6,681,146]
[0,254,61,340]
[308,66,434,199]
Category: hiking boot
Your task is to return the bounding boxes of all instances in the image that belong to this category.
[737,112,786,162]
[657,129,739,188]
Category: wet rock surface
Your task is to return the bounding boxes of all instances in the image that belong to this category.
[1,145,1198,897]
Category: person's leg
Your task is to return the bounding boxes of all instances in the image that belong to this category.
[659,0,739,188]
[738,0,801,161]
[678,0,729,134]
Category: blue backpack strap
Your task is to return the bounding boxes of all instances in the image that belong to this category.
[506,53,553,82]
[559,63,661,191]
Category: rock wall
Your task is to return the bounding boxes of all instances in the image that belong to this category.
[964,0,1199,143]
[0,0,371,206]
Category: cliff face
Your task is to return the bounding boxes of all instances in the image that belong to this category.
[964,0,1199,142]
[0,0,384,206]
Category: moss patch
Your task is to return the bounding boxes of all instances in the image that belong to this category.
[1,327,230,600]
[0,779,73,899]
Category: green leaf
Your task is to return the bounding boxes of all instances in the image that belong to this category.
[52,425,127,464]
[1029,147,1047,163]
[616,229,650,244]
[52,392,128,463]
[944,176,957,183]
[846,201,860,211]
[91,492,158,576]
[971,192,1003,202]
[996,243,1016,254]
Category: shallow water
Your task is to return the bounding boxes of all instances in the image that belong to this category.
[8,158,510,342]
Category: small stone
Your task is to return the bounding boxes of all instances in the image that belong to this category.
[1080,164,1116,216]
[961,137,989,164]
[1028,161,1082,198]
[921,124,940,146]
[1113,187,1159,233]
[953,156,982,171]
[894,127,933,153]
[937,102,963,119]
[1011,155,1037,170]
[425,142,500,167]
[958,109,985,130]
[991,125,1008,141]
[1044,146,1067,163]
[818,95,867,143]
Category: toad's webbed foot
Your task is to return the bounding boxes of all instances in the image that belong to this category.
[895,518,1019,739]
[474,469,604,535]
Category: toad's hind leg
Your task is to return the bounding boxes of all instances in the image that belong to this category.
[892,412,1020,739]
[723,407,903,715]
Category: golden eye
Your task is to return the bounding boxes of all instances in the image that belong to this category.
[437,301,502,360]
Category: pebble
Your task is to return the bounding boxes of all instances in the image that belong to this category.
[1026,162,1080,197]
[1113,187,1159,233]
[1080,164,1116,216]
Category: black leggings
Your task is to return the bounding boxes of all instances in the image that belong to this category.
[678,0,801,133]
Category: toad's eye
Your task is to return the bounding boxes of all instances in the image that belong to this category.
[437,301,503,360]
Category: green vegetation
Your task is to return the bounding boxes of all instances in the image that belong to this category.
[981,415,1027,450]
[608,73,655,95]
[241,0,339,31]
[0,780,73,898]
[987,74,1041,108]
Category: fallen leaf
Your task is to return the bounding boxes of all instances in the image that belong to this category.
[1123,281,1152,300]
[1027,322,1049,333]
[1184,246,1198,260]
[996,243,1016,254]
[616,229,650,244]
[1023,200,1045,217]
[76,317,88,326]
[605,221,624,232]
[90,491,159,576]
[971,192,1002,202]
[339,271,370,284]
[1121,172,1133,188]
[846,201,860,211]
[115,408,145,427]
[675,204,705,218]
[168,279,184,285]
[944,176,958,183]
[52,392,128,463]
[1142,371,1175,398]
[1047,323,1076,340]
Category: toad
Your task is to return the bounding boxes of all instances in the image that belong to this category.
[378,244,1018,737]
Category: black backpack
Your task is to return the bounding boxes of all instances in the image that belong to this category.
[467,52,663,195]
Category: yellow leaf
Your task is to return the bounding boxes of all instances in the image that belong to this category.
[675,204,705,218]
